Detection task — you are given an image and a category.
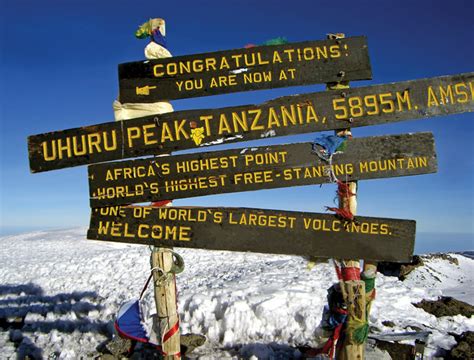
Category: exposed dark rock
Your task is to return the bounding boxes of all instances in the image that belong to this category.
[180,333,207,354]
[446,331,474,359]
[374,340,414,360]
[0,316,25,330]
[97,334,206,359]
[458,251,474,260]
[382,320,395,328]
[399,256,425,280]
[369,325,382,333]
[378,255,424,280]
[414,296,474,318]
[423,253,459,266]
[105,336,132,357]
[99,355,115,360]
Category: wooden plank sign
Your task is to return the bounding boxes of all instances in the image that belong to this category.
[88,132,437,207]
[87,206,416,262]
[118,37,372,102]
[28,73,474,172]
[28,73,473,173]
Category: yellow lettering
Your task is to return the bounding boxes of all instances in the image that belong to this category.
[273,51,282,63]
[87,135,101,156]
[103,131,117,151]
[454,83,469,103]
[127,127,141,148]
[232,111,248,132]
[153,64,164,77]
[72,136,87,156]
[174,120,189,141]
[42,141,57,161]
[267,107,281,128]
[106,170,114,181]
[199,115,212,136]
[205,57,217,71]
[316,46,328,59]
[396,90,412,111]
[138,224,148,238]
[218,114,232,135]
[329,45,341,58]
[143,124,157,145]
[439,85,454,104]
[98,221,110,235]
[56,138,72,160]
[231,54,242,67]
[210,77,218,88]
[306,104,319,123]
[160,163,170,175]
[256,52,269,65]
[161,123,174,142]
[249,109,263,130]
[281,105,297,126]
[213,211,223,224]
[220,57,230,69]
[427,86,440,107]
[418,156,427,168]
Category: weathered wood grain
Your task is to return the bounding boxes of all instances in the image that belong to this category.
[28,73,472,172]
[87,206,416,262]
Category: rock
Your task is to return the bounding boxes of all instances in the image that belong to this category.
[382,320,395,328]
[399,255,425,280]
[105,336,132,357]
[459,251,474,260]
[99,355,116,360]
[378,255,424,280]
[446,331,474,359]
[180,333,206,354]
[414,296,474,318]
[365,339,392,360]
[1,316,25,331]
[424,253,459,265]
[375,340,414,360]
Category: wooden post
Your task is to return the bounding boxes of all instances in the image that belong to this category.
[325,33,367,360]
[151,248,181,359]
[143,19,181,359]
[336,183,366,360]
[113,18,181,358]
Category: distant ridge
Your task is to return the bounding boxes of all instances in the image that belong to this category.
[459,251,474,259]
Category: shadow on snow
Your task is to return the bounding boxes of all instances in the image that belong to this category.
[0,283,112,360]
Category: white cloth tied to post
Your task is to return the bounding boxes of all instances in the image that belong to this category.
[113,41,173,121]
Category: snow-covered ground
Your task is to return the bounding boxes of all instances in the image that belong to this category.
[0,228,472,359]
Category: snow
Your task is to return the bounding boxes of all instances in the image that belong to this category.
[404,254,474,306]
[0,228,473,359]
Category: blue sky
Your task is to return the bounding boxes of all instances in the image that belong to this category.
[1,0,473,253]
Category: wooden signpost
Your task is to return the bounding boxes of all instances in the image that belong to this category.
[88,206,416,262]
[118,37,372,102]
[28,72,473,173]
[88,132,437,207]
[27,22,470,359]
[326,36,365,357]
